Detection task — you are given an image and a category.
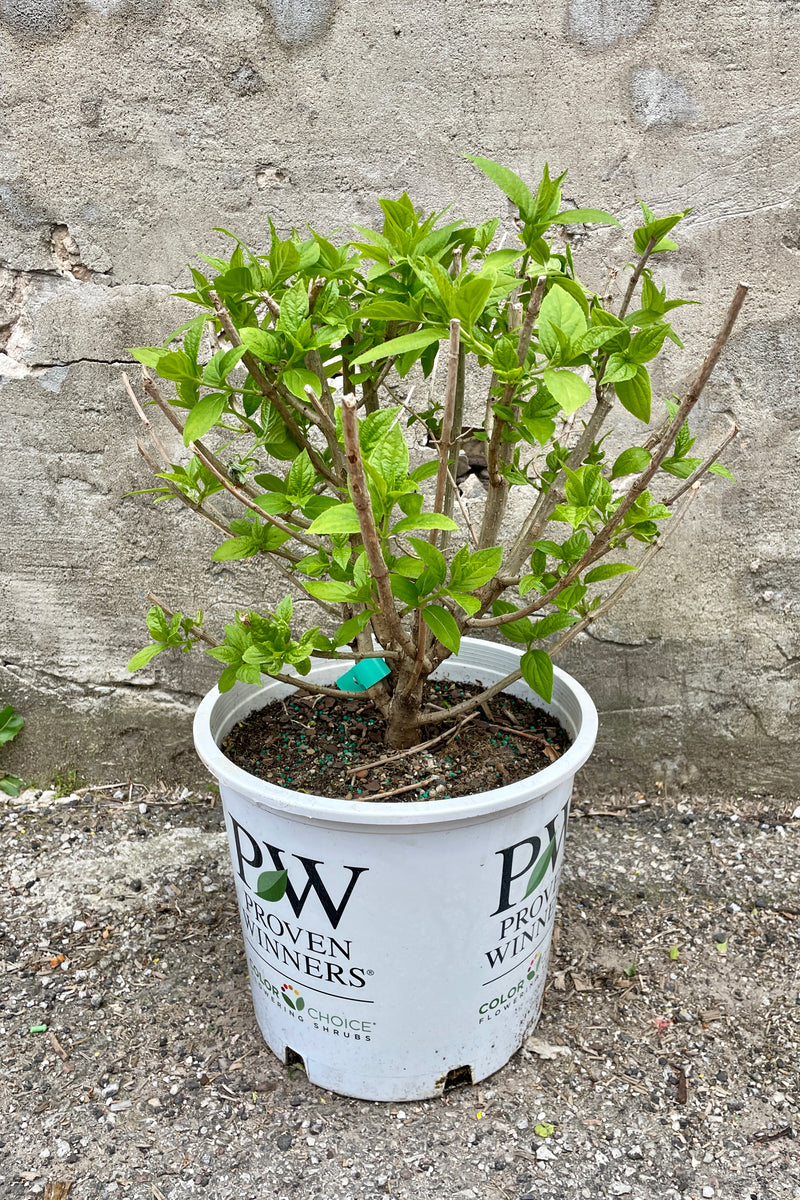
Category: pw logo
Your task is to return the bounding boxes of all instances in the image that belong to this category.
[230,816,368,930]
[491,796,571,915]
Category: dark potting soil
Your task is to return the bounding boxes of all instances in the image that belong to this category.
[220,679,571,803]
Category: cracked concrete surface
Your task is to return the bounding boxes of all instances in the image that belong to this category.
[1,0,799,795]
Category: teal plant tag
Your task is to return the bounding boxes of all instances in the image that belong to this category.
[336,658,391,692]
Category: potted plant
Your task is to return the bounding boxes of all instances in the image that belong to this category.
[124,156,746,1100]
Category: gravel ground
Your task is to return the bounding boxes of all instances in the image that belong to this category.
[2,781,799,1200]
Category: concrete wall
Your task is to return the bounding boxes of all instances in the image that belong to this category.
[2,0,798,793]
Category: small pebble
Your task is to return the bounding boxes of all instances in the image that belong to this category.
[277,1133,292,1151]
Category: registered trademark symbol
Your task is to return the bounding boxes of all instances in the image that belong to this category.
[366,970,374,976]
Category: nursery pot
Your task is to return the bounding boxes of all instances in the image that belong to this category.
[193,637,597,1101]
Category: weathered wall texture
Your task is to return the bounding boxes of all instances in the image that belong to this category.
[1,0,798,792]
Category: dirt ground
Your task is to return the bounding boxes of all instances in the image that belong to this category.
[2,779,799,1200]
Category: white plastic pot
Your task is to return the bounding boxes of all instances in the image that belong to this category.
[193,638,597,1101]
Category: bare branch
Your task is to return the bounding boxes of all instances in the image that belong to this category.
[123,372,171,467]
[134,441,234,538]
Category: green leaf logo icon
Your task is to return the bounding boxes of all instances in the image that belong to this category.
[256,869,288,903]
[523,838,555,900]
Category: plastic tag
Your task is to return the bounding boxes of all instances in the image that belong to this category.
[335,657,391,692]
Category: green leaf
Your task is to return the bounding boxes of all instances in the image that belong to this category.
[128,346,165,369]
[212,537,257,561]
[238,327,282,363]
[127,643,165,671]
[611,447,651,479]
[465,155,535,220]
[284,450,316,505]
[183,393,227,444]
[155,350,198,384]
[406,537,447,586]
[542,368,591,415]
[633,208,692,255]
[308,503,362,535]
[357,299,421,322]
[333,611,374,647]
[524,839,555,898]
[390,574,420,607]
[551,208,620,227]
[707,462,735,482]
[628,323,670,363]
[391,513,458,535]
[304,580,361,601]
[277,277,309,334]
[0,706,24,744]
[283,367,322,401]
[537,286,586,361]
[584,563,638,584]
[492,600,536,644]
[453,275,494,329]
[449,545,503,591]
[203,345,247,387]
[256,869,288,902]
[447,591,482,616]
[351,329,443,366]
[601,353,638,384]
[421,605,461,654]
[615,367,652,422]
[0,774,24,797]
[520,647,554,702]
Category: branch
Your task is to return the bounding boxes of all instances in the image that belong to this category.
[441,345,466,550]
[430,319,461,545]
[147,592,219,646]
[661,418,738,507]
[135,441,234,538]
[471,281,749,632]
[417,664,524,727]
[549,482,702,658]
[340,396,417,657]
[123,372,171,467]
[190,442,321,551]
[479,276,547,549]
[209,292,342,490]
[618,235,657,321]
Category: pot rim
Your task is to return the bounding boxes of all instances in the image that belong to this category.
[193,637,598,828]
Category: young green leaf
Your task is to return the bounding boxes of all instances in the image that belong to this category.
[183,393,227,445]
[127,643,166,671]
[351,329,444,366]
[584,562,638,584]
[611,447,651,479]
[421,605,461,654]
[308,503,363,535]
[391,513,459,535]
[465,155,535,220]
[615,367,652,422]
[551,207,620,227]
[520,647,554,703]
[542,368,591,415]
